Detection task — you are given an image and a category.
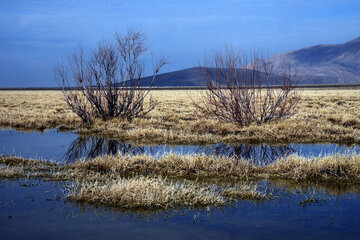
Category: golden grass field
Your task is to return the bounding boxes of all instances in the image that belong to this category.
[1,89,360,144]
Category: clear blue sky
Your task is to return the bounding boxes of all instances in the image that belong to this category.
[0,0,359,87]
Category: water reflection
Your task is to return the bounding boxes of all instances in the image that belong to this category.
[63,136,295,165]
[1,128,359,163]
[64,136,146,163]
[2,179,360,240]
[199,144,295,165]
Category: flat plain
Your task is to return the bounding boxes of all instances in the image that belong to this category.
[1,88,360,144]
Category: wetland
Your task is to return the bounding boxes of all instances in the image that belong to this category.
[1,89,360,239]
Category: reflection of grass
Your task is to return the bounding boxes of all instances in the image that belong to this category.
[1,89,360,144]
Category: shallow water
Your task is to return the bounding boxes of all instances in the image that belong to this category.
[0,128,359,164]
[1,128,360,239]
[0,179,360,240]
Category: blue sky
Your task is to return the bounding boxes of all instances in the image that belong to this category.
[0,0,359,87]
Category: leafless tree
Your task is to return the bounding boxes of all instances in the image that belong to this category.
[55,30,167,125]
[193,47,300,127]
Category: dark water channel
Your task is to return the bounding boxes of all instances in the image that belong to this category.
[1,128,360,239]
[1,128,359,164]
[1,179,360,240]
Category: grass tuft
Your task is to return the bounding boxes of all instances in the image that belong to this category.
[1,153,360,209]
[67,177,225,209]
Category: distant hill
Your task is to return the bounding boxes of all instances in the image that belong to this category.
[126,66,340,87]
[135,67,205,87]
[120,67,286,87]
[115,36,360,87]
[267,37,360,84]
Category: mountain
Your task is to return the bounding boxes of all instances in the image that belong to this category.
[116,36,360,87]
[267,37,360,84]
[123,67,286,87]
[134,66,340,87]
[135,67,205,87]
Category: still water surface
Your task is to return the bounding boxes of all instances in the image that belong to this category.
[1,128,360,239]
[1,128,359,164]
[0,179,359,240]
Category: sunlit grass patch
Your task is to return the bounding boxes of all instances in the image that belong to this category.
[69,153,256,179]
[1,153,360,209]
[67,177,225,209]
[220,184,268,200]
[268,153,360,180]
[70,152,360,182]
[1,89,360,144]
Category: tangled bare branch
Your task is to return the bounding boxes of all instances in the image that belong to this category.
[54,30,167,125]
[194,47,301,127]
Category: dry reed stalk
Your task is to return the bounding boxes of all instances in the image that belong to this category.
[71,153,360,181]
[67,177,225,208]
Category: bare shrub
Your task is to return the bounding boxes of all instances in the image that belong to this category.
[54,30,167,125]
[193,47,300,127]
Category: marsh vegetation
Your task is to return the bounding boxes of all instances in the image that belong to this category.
[1,148,360,208]
[1,89,360,144]
[1,87,360,236]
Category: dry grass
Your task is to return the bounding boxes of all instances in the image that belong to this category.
[0,91,80,130]
[70,152,360,181]
[2,152,360,208]
[1,89,360,144]
[3,152,360,183]
[69,154,255,179]
[0,156,66,179]
[2,152,360,209]
[67,177,225,209]
[268,154,360,180]
[68,178,268,209]
[0,167,24,179]
[268,178,360,197]
[220,184,268,200]
[0,156,269,208]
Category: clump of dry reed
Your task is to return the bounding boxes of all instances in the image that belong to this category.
[2,153,360,209]
[269,154,360,180]
[3,153,360,182]
[0,156,269,208]
[69,154,256,179]
[0,156,68,180]
[67,177,225,209]
[70,152,360,181]
[0,167,25,179]
[220,184,268,200]
[1,156,58,168]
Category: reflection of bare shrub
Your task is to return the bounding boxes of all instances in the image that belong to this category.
[194,47,300,127]
[55,30,167,125]
[64,136,145,163]
[201,144,295,166]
